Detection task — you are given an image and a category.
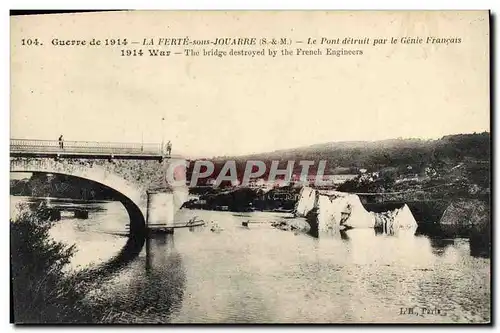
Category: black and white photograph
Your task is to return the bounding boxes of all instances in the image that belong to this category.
[9,10,491,324]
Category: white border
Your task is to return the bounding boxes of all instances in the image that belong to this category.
[2,1,498,332]
[2,1,499,10]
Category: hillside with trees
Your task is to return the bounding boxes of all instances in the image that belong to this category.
[227,132,490,174]
[192,132,490,187]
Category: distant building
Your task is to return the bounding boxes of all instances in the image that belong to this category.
[256,178,268,188]
[247,178,277,190]
[306,175,317,183]
[248,178,259,188]
[206,178,217,187]
[395,174,420,184]
[326,174,358,185]
[302,174,358,187]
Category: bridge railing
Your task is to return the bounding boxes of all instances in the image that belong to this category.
[10,139,164,155]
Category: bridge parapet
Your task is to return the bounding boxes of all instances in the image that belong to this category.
[11,138,163,157]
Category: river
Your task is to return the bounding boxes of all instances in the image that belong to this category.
[10,196,491,323]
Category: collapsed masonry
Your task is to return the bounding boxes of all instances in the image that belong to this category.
[295,187,418,232]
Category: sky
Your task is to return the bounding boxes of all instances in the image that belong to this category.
[10,11,490,158]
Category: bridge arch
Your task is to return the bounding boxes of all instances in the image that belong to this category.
[10,158,147,235]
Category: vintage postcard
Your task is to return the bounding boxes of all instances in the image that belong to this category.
[10,10,490,324]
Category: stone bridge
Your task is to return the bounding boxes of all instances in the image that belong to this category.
[10,139,189,235]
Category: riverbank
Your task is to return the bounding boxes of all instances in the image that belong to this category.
[10,201,491,323]
[183,186,300,212]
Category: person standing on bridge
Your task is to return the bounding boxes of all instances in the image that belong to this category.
[166,140,172,156]
[58,135,64,149]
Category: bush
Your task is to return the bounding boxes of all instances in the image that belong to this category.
[10,205,96,323]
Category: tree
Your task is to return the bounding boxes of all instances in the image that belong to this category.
[10,204,95,323]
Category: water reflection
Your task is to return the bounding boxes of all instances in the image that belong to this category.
[428,238,455,257]
[96,234,145,274]
[415,222,490,259]
[307,228,319,238]
[146,233,178,271]
[339,229,350,241]
[318,228,351,240]
[10,197,491,323]
[470,236,491,258]
[95,233,186,323]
